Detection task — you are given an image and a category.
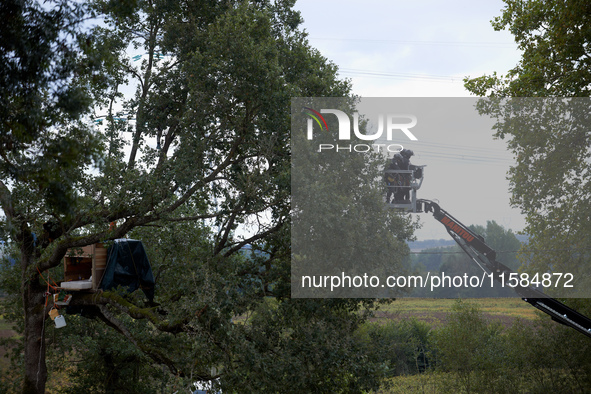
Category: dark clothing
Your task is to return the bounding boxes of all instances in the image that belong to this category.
[384,160,399,203]
[399,156,410,171]
[384,154,412,203]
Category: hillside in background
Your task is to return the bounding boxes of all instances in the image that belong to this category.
[407,239,455,251]
[408,234,528,252]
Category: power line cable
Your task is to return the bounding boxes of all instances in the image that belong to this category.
[309,37,517,48]
[338,68,463,82]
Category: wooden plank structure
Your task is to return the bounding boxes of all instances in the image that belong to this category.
[63,243,107,291]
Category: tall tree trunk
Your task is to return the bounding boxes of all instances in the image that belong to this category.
[21,256,48,393]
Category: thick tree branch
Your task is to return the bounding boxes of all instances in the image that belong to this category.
[95,304,185,377]
[162,134,245,215]
[222,219,285,258]
[69,291,190,334]
[68,292,220,381]
[215,202,241,255]
[164,212,221,222]
[0,180,15,221]
[128,23,159,169]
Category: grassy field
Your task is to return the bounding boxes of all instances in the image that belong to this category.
[375,373,449,394]
[368,298,545,394]
[0,317,14,331]
[0,313,16,381]
[370,297,538,327]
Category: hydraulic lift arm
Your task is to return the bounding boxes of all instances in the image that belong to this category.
[417,199,591,339]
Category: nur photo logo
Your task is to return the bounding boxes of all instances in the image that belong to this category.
[303,107,418,153]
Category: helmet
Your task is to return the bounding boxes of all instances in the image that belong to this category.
[401,149,414,158]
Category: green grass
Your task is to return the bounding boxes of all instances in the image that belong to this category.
[370,299,543,393]
[374,373,450,394]
[371,298,537,326]
[0,317,13,331]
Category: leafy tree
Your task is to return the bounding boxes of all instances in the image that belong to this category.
[502,315,591,392]
[1,0,106,391]
[358,319,432,378]
[464,0,591,97]
[464,0,591,298]
[411,221,522,297]
[480,220,522,271]
[410,246,451,273]
[442,221,522,274]
[291,97,416,298]
[433,300,591,393]
[0,0,413,393]
[433,300,507,393]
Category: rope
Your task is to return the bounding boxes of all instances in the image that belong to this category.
[36,280,49,388]
[37,267,59,291]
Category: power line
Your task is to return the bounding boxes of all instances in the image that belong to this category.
[415,153,513,166]
[337,68,463,82]
[414,148,513,161]
[309,37,516,48]
[378,144,514,166]
[411,140,513,156]
[413,145,514,160]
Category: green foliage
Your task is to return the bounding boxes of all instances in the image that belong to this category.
[0,0,410,392]
[464,4,591,295]
[223,299,386,393]
[444,221,522,273]
[464,1,591,291]
[432,300,508,393]
[480,221,522,270]
[361,298,591,393]
[0,246,24,391]
[425,300,591,393]
[410,246,449,273]
[291,97,417,298]
[46,317,165,393]
[463,97,591,296]
[376,371,449,394]
[501,313,591,393]
[464,0,591,97]
[358,319,432,378]
[0,0,105,218]
[410,221,523,297]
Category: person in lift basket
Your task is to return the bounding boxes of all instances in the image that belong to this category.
[385,149,421,203]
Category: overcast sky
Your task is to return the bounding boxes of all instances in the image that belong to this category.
[294,0,526,240]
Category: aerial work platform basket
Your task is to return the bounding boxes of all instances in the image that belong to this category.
[384,165,426,213]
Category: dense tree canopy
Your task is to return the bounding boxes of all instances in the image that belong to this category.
[464,0,591,297]
[464,0,591,97]
[410,221,522,297]
[0,0,412,392]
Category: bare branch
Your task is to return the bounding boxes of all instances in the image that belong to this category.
[222,219,285,258]
[164,212,221,222]
[128,23,159,169]
[163,134,245,215]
